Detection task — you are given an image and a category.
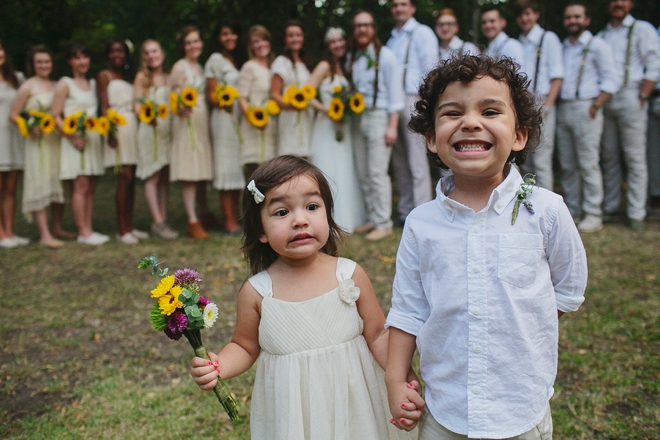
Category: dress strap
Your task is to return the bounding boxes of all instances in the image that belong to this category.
[248,271,273,298]
[335,257,357,282]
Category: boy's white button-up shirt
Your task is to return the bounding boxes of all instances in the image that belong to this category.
[485,32,524,66]
[518,24,564,96]
[439,36,480,61]
[560,31,621,101]
[386,167,587,439]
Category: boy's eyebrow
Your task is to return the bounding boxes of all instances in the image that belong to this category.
[437,98,507,111]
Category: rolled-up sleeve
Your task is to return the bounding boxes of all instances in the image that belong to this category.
[545,32,564,80]
[639,22,660,82]
[381,49,405,114]
[386,225,430,334]
[596,40,622,95]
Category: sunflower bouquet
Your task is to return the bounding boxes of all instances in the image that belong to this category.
[16,107,56,167]
[246,99,280,162]
[170,86,201,150]
[212,84,240,108]
[62,110,92,170]
[105,109,128,173]
[138,255,239,421]
[282,84,316,110]
[326,85,365,141]
[137,97,169,160]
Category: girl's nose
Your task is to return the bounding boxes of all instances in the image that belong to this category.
[291,209,309,227]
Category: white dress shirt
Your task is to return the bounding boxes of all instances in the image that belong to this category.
[485,32,524,66]
[386,167,587,439]
[518,24,564,95]
[387,18,439,95]
[348,43,405,114]
[560,31,621,101]
[598,14,660,89]
[439,36,480,61]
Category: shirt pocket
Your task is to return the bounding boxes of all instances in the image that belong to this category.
[497,233,544,288]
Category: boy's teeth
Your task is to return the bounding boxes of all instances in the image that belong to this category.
[456,143,487,151]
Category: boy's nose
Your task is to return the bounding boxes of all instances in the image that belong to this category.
[460,113,482,131]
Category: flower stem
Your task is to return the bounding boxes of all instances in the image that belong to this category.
[152,126,158,161]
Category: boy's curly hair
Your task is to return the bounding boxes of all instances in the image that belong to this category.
[409,54,542,169]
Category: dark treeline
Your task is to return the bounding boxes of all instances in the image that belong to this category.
[0,0,658,77]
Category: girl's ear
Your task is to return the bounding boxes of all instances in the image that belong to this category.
[259,233,268,244]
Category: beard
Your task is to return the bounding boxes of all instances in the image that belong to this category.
[566,23,586,38]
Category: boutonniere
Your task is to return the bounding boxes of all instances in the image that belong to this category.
[338,279,360,306]
[511,174,536,225]
[356,50,375,69]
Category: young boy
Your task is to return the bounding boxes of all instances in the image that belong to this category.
[385,55,588,439]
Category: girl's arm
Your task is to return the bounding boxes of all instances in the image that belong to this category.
[386,328,424,431]
[307,61,330,113]
[169,61,192,118]
[353,264,388,369]
[190,281,262,389]
[96,70,111,116]
[9,80,31,125]
[269,74,286,108]
[236,63,253,116]
[133,72,146,114]
[51,79,84,150]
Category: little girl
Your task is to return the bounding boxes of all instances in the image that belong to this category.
[190,155,420,439]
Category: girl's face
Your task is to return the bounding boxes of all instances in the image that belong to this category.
[327,34,346,59]
[219,26,238,52]
[108,42,127,69]
[259,174,330,264]
[284,25,304,52]
[33,52,53,78]
[184,31,203,59]
[68,51,90,75]
[250,35,271,59]
[143,41,165,70]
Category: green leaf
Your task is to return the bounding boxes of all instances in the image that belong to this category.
[159,268,169,277]
[138,255,157,269]
[149,303,167,330]
[186,304,202,318]
[179,289,200,306]
[151,267,158,276]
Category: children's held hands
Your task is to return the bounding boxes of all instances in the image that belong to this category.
[387,380,425,431]
[190,351,221,391]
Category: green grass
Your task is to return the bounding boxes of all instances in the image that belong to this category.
[1,175,659,439]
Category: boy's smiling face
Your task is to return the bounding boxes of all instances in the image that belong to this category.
[426,76,527,182]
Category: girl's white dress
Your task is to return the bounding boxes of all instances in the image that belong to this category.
[310,75,366,233]
[270,55,312,157]
[247,257,414,440]
[59,77,104,179]
[136,85,171,180]
[0,80,24,171]
[103,78,138,168]
[204,53,244,191]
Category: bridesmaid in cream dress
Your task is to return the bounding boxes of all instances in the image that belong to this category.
[205,21,245,235]
[169,26,213,239]
[238,25,276,181]
[134,39,178,240]
[270,20,313,157]
[97,38,144,244]
[9,45,65,248]
[0,40,27,248]
[51,43,108,246]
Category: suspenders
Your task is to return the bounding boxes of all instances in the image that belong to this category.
[533,31,547,94]
[402,26,417,91]
[575,36,594,100]
[348,46,381,110]
[623,21,637,86]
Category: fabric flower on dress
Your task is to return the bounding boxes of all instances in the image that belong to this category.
[338,279,360,306]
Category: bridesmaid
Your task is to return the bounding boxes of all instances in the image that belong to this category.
[169,25,213,239]
[51,43,108,245]
[269,19,313,158]
[134,39,178,240]
[0,39,28,248]
[204,21,245,235]
[308,28,365,234]
[9,45,65,248]
[237,25,276,181]
[97,38,145,244]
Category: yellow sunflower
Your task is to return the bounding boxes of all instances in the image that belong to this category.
[266,99,281,116]
[139,102,156,124]
[96,116,110,136]
[246,106,269,128]
[300,84,317,100]
[181,87,198,108]
[216,85,240,107]
[84,117,97,131]
[290,89,309,110]
[349,92,365,114]
[333,85,343,94]
[62,115,79,135]
[169,92,179,115]
[40,114,56,134]
[16,116,29,137]
[282,84,297,105]
[151,275,176,298]
[327,98,345,122]
[107,109,126,126]
[158,287,183,316]
[28,109,45,118]
[157,104,168,119]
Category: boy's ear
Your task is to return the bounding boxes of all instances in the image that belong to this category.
[511,127,528,152]
[425,129,438,153]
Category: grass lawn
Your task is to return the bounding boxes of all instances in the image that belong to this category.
[0,174,659,439]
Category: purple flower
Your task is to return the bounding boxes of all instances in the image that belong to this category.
[167,310,188,338]
[174,268,203,286]
[164,326,182,340]
[198,296,210,306]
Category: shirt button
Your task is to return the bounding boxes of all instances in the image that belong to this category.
[472,265,481,273]
[473,307,481,315]
[473,345,482,354]
[496,203,503,210]
[472,225,480,233]
[472,386,481,395]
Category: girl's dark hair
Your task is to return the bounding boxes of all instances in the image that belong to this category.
[208,20,246,69]
[105,38,133,82]
[323,29,348,80]
[176,25,200,58]
[282,19,311,71]
[409,54,542,169]
[66,42,90,77]
[242,155,345,275]
[25,44,54,78]
[0,40,20,88]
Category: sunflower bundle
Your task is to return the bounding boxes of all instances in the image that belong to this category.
[62,111,92,170]
[17,108,57,168]
[282,84,316,110]
[138,255,239,421]
[170,87,201,149]
[212,84,240,108]
[137,97,168,160]
[246,99,280,129]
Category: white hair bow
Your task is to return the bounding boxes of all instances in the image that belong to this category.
[247,180,265,204]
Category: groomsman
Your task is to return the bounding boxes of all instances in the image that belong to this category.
[349,11,405,241]
[647,27,660,216]
[555,1,621,232]
[598,0,660,229]
[513,0,563,191]
[481,5,524,65]
[386,0,438,226]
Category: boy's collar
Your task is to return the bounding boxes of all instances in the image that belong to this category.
[434,166,523,221]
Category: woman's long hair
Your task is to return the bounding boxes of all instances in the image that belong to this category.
[208,20,246,69]
[105,38,134,82]
[0,40,20,88]
[137,39,168,90]
[282,19,311,71]
[246,25,274,66]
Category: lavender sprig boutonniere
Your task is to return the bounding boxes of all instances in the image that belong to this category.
[511,174,536,225]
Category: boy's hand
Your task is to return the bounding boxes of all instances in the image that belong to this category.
[387,381,425,431]
[190,351,220,390]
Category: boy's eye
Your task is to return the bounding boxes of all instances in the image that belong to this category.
[483,109,500,116]
[274,209,288,217]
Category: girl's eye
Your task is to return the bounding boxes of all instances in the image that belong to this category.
[274,209,288,217]
[307,203,320,211]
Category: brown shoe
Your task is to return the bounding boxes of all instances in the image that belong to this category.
[365,227,393,242]
[354,223,375,234]
[187,221,209,239]
[41,238,65,249]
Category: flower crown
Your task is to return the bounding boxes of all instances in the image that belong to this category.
[324,27,345,43]
[247,180,265,204]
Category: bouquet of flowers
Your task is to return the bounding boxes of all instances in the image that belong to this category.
[16,107,56,167]
[138,255,239,421]
[326,85,365,141]
[137,97,168,160]
[282,84,316,110]
[246,99,280,162]
[170,87,201,150]
[62,111,92,170]
[105,109,128,173]
[212,84,240,108]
